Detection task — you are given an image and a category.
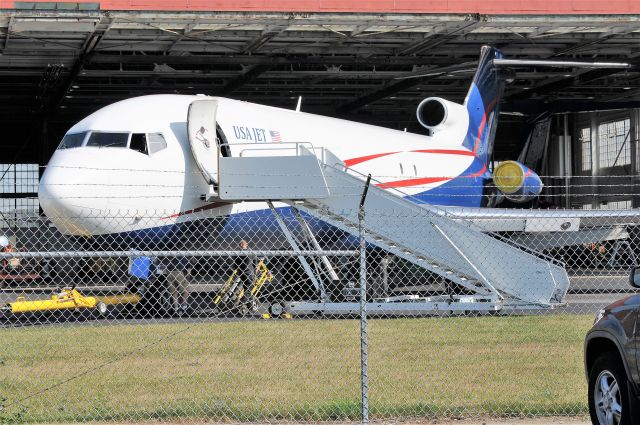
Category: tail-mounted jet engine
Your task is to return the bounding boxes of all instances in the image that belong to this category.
[416,97,467,134]
[493,160,543,203]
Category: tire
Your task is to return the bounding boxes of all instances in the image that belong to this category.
[0,306,10,321]
[268,301,284,318]
[90,301,111,320]
[588,352,633,425]
[96,301,108,316]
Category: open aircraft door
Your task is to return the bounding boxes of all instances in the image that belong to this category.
[188,99,221,185]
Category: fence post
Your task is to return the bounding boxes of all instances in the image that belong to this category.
[359,174,371,425]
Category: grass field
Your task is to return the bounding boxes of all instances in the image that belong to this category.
[0,314,593,423]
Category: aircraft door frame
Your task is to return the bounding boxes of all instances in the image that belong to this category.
[188,99,223,185]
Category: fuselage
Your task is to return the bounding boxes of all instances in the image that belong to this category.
[38,94,488,239]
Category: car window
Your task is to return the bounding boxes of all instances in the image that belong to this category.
[86,132,130,148]
[147,133,167,154]
[57,132,88,150]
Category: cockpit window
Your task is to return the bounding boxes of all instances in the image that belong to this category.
[58,132,87,150]
[128,133,166,155]
[130,133,148,154]
[86,132,129,148]
[147,133,167,154]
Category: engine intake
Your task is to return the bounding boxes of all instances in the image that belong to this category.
[416,97,467,134]
[493,161,543,203]
[417,98,446,127]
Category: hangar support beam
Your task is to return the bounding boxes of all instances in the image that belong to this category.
[507,67,632,101]
[335,62,472,113]
[166,22,197,52]
[3,16,13,50]
[552,24,640,56]
[41,14,114,115]
[89,53,455,66]
[220,64,272,95]
[335,17,484,113]
[398,14,482,55]
[335,77,427,114]
[242,24,289,54]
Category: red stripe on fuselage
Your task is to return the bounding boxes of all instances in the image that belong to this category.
[161,201,230,220]
[377,162,488,189]
[344,152,399,167]
[470,163,487,177]
[377,176,451,189]
[346,148,484,189]
[344,149,474,167]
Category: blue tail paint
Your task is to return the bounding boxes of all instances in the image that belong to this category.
[410,46,505,208]
[462,46,505,165]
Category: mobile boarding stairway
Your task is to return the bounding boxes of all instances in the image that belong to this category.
[188,101,570,315]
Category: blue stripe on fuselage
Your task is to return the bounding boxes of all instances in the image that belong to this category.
[86,207,338,250]
[406,157,489,207]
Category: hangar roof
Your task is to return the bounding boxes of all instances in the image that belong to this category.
[2,0,640,14]
[1,8,640,159]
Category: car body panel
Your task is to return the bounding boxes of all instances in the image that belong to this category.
[585,294,640,395]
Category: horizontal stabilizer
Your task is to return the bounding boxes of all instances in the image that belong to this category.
[493,59,631,69]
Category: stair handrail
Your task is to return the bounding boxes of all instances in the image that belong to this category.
[319,156,565,268]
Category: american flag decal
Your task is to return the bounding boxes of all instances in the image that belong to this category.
[269,130,282,142]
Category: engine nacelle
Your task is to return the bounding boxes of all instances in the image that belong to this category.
[416,97,468,136]
[493,161,543,203]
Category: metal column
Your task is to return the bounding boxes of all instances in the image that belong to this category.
[359,175,371,425]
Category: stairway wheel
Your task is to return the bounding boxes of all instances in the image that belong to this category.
[268,301,285,318]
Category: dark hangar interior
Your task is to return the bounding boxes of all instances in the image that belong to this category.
[1,6,639,209]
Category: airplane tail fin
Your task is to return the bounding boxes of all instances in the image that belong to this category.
[462,46,505,165]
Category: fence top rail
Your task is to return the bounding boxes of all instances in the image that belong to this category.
[0,249,359,258]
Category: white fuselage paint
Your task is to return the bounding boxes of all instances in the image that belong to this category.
[39,94,476,236]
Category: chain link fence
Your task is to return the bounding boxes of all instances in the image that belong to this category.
[1,182,639,423]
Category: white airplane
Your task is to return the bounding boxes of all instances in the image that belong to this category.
[37,46,637,248]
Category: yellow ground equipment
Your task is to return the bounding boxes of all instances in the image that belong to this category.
[3,287,140,316]
[213,270,238,307]
[8,288,104,314]
[213,260,273,311]
[241,260,273,300]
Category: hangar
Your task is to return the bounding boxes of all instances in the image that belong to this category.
[0,0,640,224]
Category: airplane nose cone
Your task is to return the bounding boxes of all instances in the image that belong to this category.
[39,159,109,236]
[38,165,65,217]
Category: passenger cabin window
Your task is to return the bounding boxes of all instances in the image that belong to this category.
[130,133,148,154]
[57,132,87,149]
[147,133,167,154]
[86,132,129,148]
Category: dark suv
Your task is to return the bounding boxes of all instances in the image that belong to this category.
[584,268,640,425]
